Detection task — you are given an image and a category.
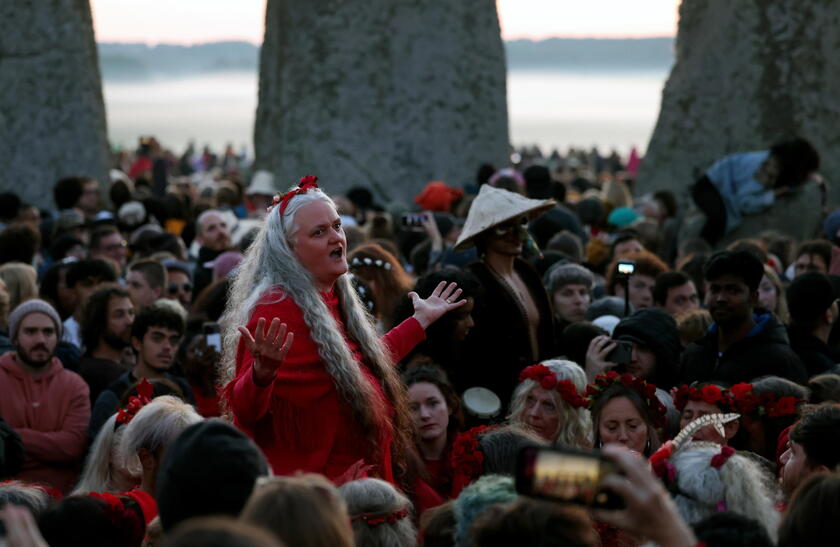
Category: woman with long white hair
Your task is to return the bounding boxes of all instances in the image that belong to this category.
[507,360,591,447]
[220,176,464,504]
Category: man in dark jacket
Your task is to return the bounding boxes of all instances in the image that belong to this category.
[680,251,807,385]
[611,308,683,391]
[786,272,839,377]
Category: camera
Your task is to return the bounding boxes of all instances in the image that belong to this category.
[616,260,636,277]
[401,213,425,228]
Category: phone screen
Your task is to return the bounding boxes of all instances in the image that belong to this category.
[203,322,221,352]
[516,447,623,509]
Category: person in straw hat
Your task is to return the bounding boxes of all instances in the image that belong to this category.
[455,184,556,408]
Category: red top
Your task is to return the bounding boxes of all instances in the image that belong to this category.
[225,287,425,484]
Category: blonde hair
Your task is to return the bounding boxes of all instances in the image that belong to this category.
[675,308,713,346]
[73,414,139,495]
[242,474,353,547]
[119,395,202,476]
[601,180,632,209]
[507,360,592,448]
[0,262,38,311]
[220,187,417,486]
[762,264,789,322]
[339,478,416,547]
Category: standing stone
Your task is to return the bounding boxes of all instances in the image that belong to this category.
[0,0,109,209]
[255,0,509,202]
[638,0,840,238]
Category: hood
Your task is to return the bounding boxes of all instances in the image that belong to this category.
[708,312,789,346]
[613,308,683,388]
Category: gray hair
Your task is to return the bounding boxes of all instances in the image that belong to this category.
[0,481,52,517]
[119,395,203,476]
[507,359,592,448]
[543,263,595,293]
[73,414,139,495]
[671,444,781,542]
[339,478,416,547]
[219,186,416,481]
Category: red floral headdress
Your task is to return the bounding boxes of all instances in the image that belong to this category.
[585,371,667,428]
[673,382,802,418]
[518,364,587,409]
[87,492,145,539]
[351,508,410,527]
[449,425,496,497]
[115,379,153,428]
[269,175,320,215]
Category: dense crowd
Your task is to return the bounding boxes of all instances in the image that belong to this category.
[0,135,838,546]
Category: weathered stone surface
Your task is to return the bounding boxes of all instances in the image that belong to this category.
[255,0,509,203]
[0,0,109,209]
[638,0,840,223]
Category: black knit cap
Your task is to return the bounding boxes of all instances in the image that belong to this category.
[787,272,837,324]
[156,419,269,531]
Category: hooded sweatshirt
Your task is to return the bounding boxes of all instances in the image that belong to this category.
[612,308,683,390]
[0,352,90,493]
[679,313,808,386]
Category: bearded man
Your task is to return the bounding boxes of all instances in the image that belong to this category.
[77,287,136,403]
[0,299,90,494]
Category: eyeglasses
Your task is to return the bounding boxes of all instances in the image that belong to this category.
[492,216,528,237]
[168,282,193,294]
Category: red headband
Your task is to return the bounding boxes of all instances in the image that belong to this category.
[270,175,320,216]
[351,508,409,527]
[115,379,153,428]
[585,371,667,428]
[519,364,587,408]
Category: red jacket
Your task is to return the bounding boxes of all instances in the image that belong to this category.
[0,352,90,494]
[224,288,424,484]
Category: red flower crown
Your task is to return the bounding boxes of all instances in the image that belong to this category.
[673,382,802,418]
[115,379,154,428]
[585,371,667,428]
[518,364,587,409]
[449,425,496,497]
[351,508,409,527]
[269,175,319,215]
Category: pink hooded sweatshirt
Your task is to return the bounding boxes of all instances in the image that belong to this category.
[0,352,90,494]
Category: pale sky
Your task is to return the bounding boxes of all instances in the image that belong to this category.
[91,0,679,44]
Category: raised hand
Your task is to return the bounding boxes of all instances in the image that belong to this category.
[584,334,618,382]
[409,281,467,329]
[238,317,294,386]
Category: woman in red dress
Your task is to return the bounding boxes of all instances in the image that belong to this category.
[220,177,464,500]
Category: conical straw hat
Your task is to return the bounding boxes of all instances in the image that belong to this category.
[454,184,555,250]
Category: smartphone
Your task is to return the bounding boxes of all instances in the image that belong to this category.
[203,322,221,352]
[401,212,425,228]
[605,340,633,365]
[516,446,624,509]
[616,260,636,276]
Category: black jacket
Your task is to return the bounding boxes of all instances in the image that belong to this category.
[465,259,556,408]
[680,313,808,386]
[787,325,838,378]
[192,246,225,299]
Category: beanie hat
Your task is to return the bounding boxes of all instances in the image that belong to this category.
[8,299,62,342]
[787,272,837,324]
[607,206,640,228]
[415,181,464,213]
[156,419,269,531]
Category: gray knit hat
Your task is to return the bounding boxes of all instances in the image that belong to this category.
[8,299,62,342]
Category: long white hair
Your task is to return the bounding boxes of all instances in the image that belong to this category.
[73,414,139,495]
[507,359,592,448]
[670,444,781,542]
[219,186,417,482]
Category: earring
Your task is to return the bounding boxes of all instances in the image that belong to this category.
[645,438,651,453]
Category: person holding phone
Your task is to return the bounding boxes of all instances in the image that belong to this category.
[219,176,465,508]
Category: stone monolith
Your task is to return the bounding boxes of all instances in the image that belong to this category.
[0,0,109,210]
[638,0,840,241]
[255,0,509,203]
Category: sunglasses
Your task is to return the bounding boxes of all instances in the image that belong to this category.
[168,282,193,294]
[492,216,528,237]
